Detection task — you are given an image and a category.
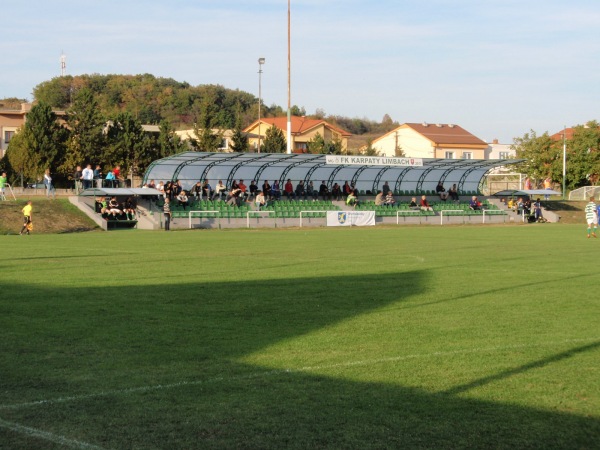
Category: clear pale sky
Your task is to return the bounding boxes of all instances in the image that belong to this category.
[2,0,599,143]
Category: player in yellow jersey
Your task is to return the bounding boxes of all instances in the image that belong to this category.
[19,201,32,235]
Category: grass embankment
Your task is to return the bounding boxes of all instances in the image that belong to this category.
[0,198,98,234]
[0,226,598,449]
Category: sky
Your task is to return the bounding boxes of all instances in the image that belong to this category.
[2,0,599,143]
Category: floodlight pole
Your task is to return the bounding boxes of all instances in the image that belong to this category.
[286,0,292,154]
[258,57,265,153]
[562,125,566,199]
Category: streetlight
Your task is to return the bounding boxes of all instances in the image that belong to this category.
[258,57,265,153]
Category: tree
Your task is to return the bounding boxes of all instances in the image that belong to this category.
[229,103,249,153]
[306,133,326,154]
[105,112,155,180]
[361,140,379,156]
[512,124,600,190]
[263,126,287,153]
[6,102,67,184]
[157,120,187,158]
[191,94,223,152]
[65,87,106,171]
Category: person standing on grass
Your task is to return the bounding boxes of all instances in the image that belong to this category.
[584,196,597,238]
[0,171,7,199]
[19,200,32,235]
[43,169,55,199]
[163,197,172,231]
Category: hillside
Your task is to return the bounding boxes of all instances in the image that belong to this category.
[0,198,99,235]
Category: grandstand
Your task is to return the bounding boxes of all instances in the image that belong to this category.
[69,152,525,229]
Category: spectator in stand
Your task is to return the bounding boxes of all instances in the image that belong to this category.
[306,181,318,200]
[524,176,532,190]
[271,181,282,200]
[469,195,482,211]
[105,170,116,188]
[255,190,266,211]
[93,165,103,188]
[261,180,271,200]
[448,184,459,201]
[81,164,94,190]
[331,183,342,201]
[543,177,552,200]
[227,187,242,206]
[319,181,330,201]
[147,179,156,189]
[202,180,213,200]
[346,190,359,208]
[343,181,352,198]
[164,181,173,201]
[436,181,449,201]
[295,180,306,200]
[73,165,83,193]
[248,180,258,202]
[231,180,239,191]
[113,165,121,187]
[176,190,189,210]
[382,181,391,196]
[375,191,384,206]
[213,180,226,200]
[409,197,420,210]
[384,191,396,207]
[284,179,295,200]
[192,181,203,201]
[157,181,165,196]
[238,179,248,202]
[420,195,433,211]
[173,180,183,197]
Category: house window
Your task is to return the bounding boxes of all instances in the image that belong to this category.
[499,151,510,159]
[295,142,307,151]
[445,151,455,159]
[4,131,15,144]
[462,152,473,159]
[219,138,228,150]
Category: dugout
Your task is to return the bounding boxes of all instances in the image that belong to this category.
[143,152,521,196]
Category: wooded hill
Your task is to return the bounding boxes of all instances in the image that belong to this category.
[31,74,398,139]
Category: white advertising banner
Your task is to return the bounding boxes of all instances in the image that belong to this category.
[325,155,423,167]
[327,211,376,227]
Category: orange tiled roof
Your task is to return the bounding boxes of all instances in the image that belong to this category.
[246,116,352,136]
[404,123,487,146]
[550,128,574,141]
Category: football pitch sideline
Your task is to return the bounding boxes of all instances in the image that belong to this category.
[0,224,598,449]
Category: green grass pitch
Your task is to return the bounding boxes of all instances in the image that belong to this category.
[0,225,598,449]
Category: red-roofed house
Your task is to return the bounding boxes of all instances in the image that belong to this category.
[368,122,488,159]
[244,116,352,153]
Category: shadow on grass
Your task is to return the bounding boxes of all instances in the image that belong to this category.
[1,273,599,449]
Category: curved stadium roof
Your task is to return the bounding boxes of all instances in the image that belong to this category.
[143,152,520,194]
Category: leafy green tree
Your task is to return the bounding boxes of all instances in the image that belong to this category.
[307,133,326,154]
[512,131,557,186]
[157,120,187,157]
[6,102,67,183]
[263,126,287,153]
[361,139,380,156]
[65,87,106,171]
[105,113,155,180]
[229,104,249,153]
[191,94,223,152]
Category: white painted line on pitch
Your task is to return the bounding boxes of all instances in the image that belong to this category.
[1,337,597,412]
[0,417,106,450]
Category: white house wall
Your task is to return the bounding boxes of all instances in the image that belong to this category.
[373,127,435,158]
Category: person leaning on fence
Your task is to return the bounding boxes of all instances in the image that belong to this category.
[19,200,32,235]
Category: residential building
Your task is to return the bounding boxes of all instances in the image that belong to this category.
[243,116,351,153]
[485,139,516,160]
[175,129,236,151]
[368,122,488,159]
[0,103,31,158]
